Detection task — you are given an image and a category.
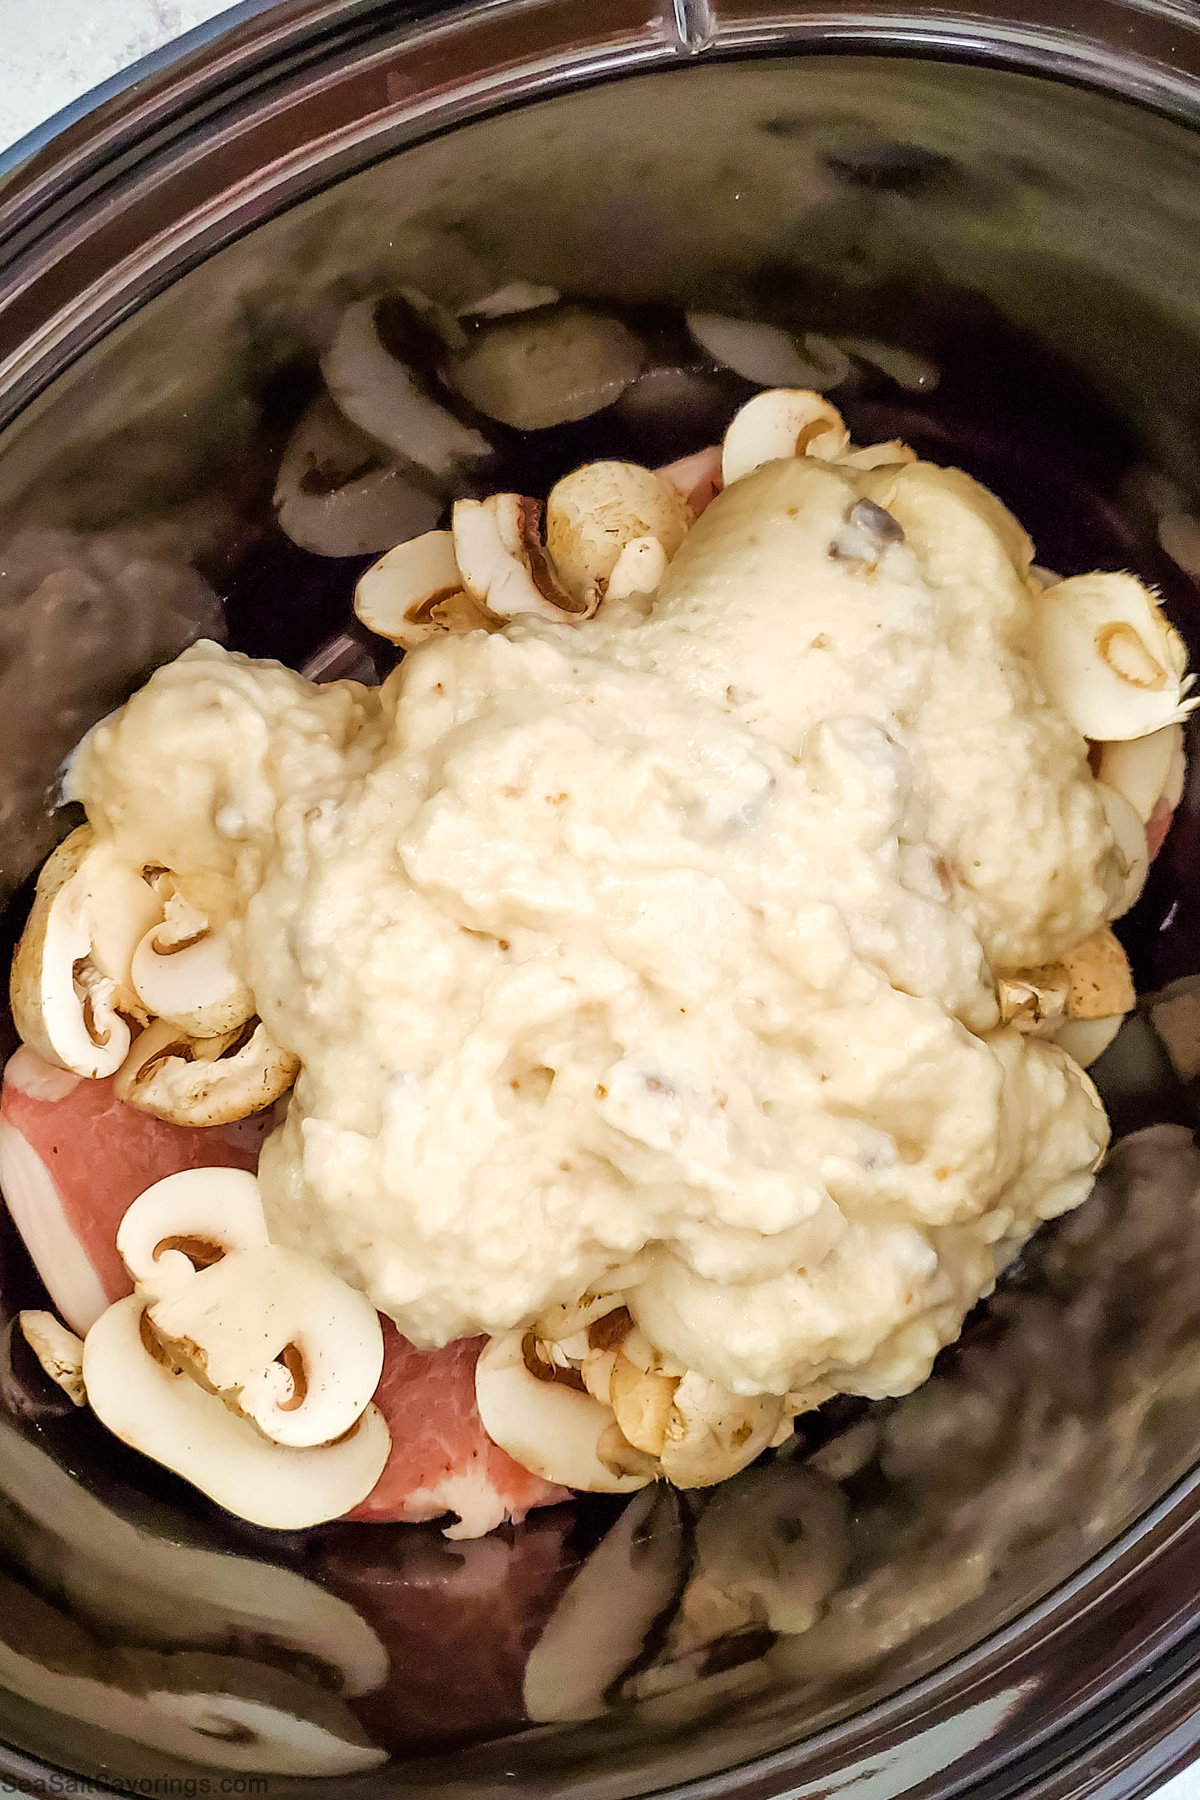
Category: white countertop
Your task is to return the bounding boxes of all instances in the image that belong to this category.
[2,7,1200,1800]
[0,0,236,153]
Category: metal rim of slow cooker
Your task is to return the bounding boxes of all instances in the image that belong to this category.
[2,4,1200,1799]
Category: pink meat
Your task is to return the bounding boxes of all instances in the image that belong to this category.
[658,445,723,516]
[350,1321,568,1536]
[0,1047,268,1333]
[0,1049,567,1536]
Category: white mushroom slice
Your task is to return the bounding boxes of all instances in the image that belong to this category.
[452,494,585,622]
[0,1572,387,1776]
[354,529,488,648]
[1062,926,1136,1020]
[146,1243,384,1449]
[605,536,669,603]
[658,1372,784,1488]
[839,439,917,471]
[1097,723,1184,825]
[131,897,253,1040]
[116,1167,270,1303]
[1053,1014,1125,1068]
[996,965,1068,1034]
[458,281,561,320]
[321,298,491,474]
[0,1410,388,1695]
[721,389,851,486]
[17,1310,86,1405]
[533,1291,627,1343]
[546,462,693,608]
[83,1297,390,1529]
[114,1018,298,1126]
[1097,780,1150,920]
[523,1486,685,1723]
[10,826,162,1079]
[685,313,823,389]
[688,1463,848,1638]
[609,1352,679,1456]
[1031,570,1196,740]
[273,394,444,558]
[838,338,941,392]
[449,306,645,430]
[474,1329,650,1494]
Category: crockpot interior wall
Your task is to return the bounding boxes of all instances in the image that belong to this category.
[2,50,1200,1798]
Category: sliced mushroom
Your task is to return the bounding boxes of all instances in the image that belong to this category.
[145,1243,384,1449]
[354,529,491,649]
[458,281,561,320]
[545,462,693,608]
[448,305,645,430]
[17,1310,86,1405]
[1097,723,1184,825]
[658,1372,784,1488]
[1097,780,1150,920]
[523,1485,686,1723]
[0,1410,388,1694]
[1031,570,1196,740]
[321,297,491,475]
[1053,1014,1125,1069]
[721,389,851,486]
[1061,926,1136,1020]
[474,1329,650,1494]
[839,439,917,471]
[837,338,940,393]
[0,1567,386,1774]
[997,964,1069,1034]
[83,1296,390,1529]
[685,313,826,389]
[452,494,586,622]
[116,1166,270,1303]
[131,886,253,1039]
[610,1353,679,1456]
[114,1018,298,1126]
[273,394,445,559]
[10,825,162,1079]
[606,536,669,604]
[687,1463,848,1638]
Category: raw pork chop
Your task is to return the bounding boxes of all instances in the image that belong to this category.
[0,1047,267,1334]
[0,1049,567,1536]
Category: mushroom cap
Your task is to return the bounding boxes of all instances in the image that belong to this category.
[146,1242,385,1449]
[354,530,478,648]
[448,305,645,431]
[1096,780,1150,920]
[321,297,491,474]
[130,904,254,1040]
[116,1166,270,1303]
[686,312,829,390]
[273,392,444,558]
[658,1372,785,1488]
[545,462,692,606]
[83,1295,391,1529]
[474,1330,650,1494]
[1031,571,1196,741]
[115,1018,298,1126]
[10,826,162,1079]
[1097,722,1184,825]
[721,390,850,486]
[1053,1013,1125,1069]
[522,1486,686,1723]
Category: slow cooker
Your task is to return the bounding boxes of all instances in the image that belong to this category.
[3,1,1200,1795]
